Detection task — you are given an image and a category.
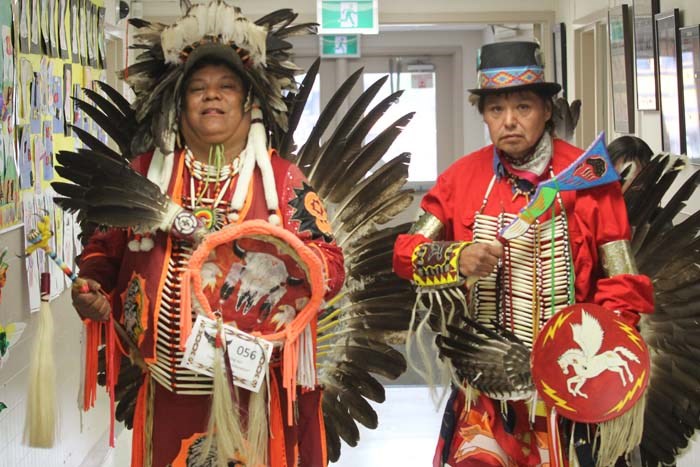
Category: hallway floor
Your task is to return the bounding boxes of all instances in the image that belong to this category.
[102,386,446,467]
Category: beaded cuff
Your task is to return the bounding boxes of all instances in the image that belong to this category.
[411,241,470,288]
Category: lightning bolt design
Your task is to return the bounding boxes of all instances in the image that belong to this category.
[605,370,646,415]
[615,320,643,351]
[541,381,576,412]
[542,310,574,345]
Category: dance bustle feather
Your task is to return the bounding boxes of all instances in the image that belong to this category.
[282,63,415,462]
[622,155,700,467]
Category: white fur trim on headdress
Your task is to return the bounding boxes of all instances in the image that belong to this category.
[230,102,280,225]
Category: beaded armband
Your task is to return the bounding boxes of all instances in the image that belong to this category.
[411,241,470,288]
[599,239,638,276]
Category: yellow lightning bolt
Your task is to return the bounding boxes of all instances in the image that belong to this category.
[542,310,574,345]
[605,370,646,415]
[615,320,643,351]
[541,381,576,412]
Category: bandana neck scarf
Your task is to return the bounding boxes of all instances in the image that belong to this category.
[497,132,553,187]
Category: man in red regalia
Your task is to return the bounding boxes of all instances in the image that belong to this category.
[393,41,654,466]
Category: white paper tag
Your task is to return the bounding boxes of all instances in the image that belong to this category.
[181,315,218,377]
[226,330,274,393]
[180,315,273,393]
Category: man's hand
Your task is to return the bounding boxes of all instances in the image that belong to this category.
[459,242,504,278]
[71,278,111,321]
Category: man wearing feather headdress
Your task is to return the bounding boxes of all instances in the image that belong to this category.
[66,2,344,466]
[393,41,654,466]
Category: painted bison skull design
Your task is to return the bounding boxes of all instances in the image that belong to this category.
[219,241,304,322]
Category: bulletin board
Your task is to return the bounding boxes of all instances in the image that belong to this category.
[1,0,109,310]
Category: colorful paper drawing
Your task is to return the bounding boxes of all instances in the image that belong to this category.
[18,58,32,122]
[18,126,33,190]
[0,8,14,124]
[40,0,50,55]
[61,206,75,290]
[86,1,94,67]
[42,121,53,181]
[69,0,78,63]
[63,63,72,135]
[0,247,8,302]
[23,194,44,312]
[19,0,30,53]
[39,57,52,116]
[0,133,21,231]
[31,0,41,54]
[58,0,68,58]
[0,321,27,368]
[49,0,59,57]
[29,73,41,134]
[78,0,87,64]
[32,135,43,194]
[72,82,82,131]
[52,76,63,133]
[97,7,105,68]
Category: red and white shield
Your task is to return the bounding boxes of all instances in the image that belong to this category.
[531,303,650,423]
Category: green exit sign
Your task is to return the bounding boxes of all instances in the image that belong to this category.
[317,0,378,35]
[320,35,361,58]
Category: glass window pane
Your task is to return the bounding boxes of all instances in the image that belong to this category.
[363,72,437,182]
[292,74,321,152]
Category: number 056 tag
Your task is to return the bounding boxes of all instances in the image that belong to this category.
[227,330,273,393]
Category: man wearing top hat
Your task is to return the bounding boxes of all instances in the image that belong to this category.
[393,41,653,466]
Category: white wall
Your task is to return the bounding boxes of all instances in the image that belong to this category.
[558,0,700,155]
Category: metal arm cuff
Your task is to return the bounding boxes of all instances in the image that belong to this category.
[599,240,638,276]
[409,211,445,240]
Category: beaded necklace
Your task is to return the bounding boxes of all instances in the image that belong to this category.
[184,145,241,230]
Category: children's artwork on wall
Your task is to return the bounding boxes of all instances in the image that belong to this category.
[58,0,68,59]
[0,2,19,233]
[29,73,41,134]
[51,76,63,133]
[39,57,52,116]
[1,25,13,123]
[61,208,76,290]
[0,320,27,368]
[69,0,78,63]
[97,7,105,69]
[40,0,49,54]
[72,82,82,131]
[30,0,41,54]
[41,121,53,181]
[17,58,32,121]
[0,134,20,231]
[78,0,87,65]
[17,126,33,190]
[63,63,72,135]
[87,2,95,67]
[22,195,42,311]
[31,132,42,194]
[19,0,30,53]
[50,0,59,58]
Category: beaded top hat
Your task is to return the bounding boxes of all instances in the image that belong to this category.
[469,41,561,96]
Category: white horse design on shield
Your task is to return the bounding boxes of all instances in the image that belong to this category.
[557,310,640,399]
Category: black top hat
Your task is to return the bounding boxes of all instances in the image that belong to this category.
[468,41,561,96]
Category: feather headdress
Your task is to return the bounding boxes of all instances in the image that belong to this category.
[121,0,315,156]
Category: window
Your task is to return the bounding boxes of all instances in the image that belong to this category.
[363,71,438,183]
